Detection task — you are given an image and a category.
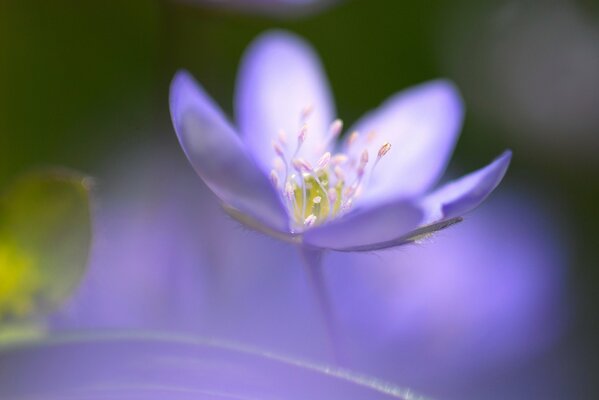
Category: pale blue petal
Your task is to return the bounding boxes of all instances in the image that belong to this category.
[170,70,289,232]
[236,31,335,172]
[348,80,464,207]
[420,150,512,223]
[303,201,422,251]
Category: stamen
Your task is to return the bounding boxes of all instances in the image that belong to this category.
[360,149,369,164]
[292,158,313,173]
[304,214,317,227]
[317,119,344,154]
[377,142,392,159]
[329,119,343,137]
[370,142,391,182]
[347,131,359,147]
[331,154,349,165]
[272,140,285,158]
[301,105,314,121]
[298,124,308,144]
[357,150,369,177]
[328,188,338,208]
[293,124,308,158]
[270,170,279,189]
[294,168,308,221]
[284,182,295,202]
[342,149,369,207]
[346,132,362,169]
[316,152,331,171]
[273,144,289,183]
[269,109,394,230]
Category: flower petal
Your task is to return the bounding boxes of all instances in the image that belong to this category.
[0,334,426,400]
[420,150,512,223]
[303,201,423,251]
[348,80,464,206]
[170,70,289,232]
[236,30,335,172]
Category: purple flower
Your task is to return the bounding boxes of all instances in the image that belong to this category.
[169,30,511,252]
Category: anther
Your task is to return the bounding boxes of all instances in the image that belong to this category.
[270,170,279,188]
[313,196,322,204]
[293,125,308,158]
[377,142,392,159]
[357,149,369,176]
[316,152,331,170]
[292,158,313,173]
[332,154,349,165]
[298,124,308,144]
[370,142,392,181]
[304,214,317,227]
[272,140,285,158]
[347,131,359,146]
[334,166,345,181]
[329,119,343,137]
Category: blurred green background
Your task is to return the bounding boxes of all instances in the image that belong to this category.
[1,0,598,398]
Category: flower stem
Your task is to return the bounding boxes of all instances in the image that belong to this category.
[298,246,343,364]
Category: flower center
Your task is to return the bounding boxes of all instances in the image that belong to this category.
[269,106,391,232]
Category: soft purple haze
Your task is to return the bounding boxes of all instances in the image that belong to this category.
[49,144,567,398]
[326,191,568,397]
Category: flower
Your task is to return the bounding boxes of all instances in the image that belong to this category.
[49,147,568,398]
[169,30,511,252]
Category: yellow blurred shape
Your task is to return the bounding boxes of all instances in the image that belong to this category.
[0,241,40,319]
